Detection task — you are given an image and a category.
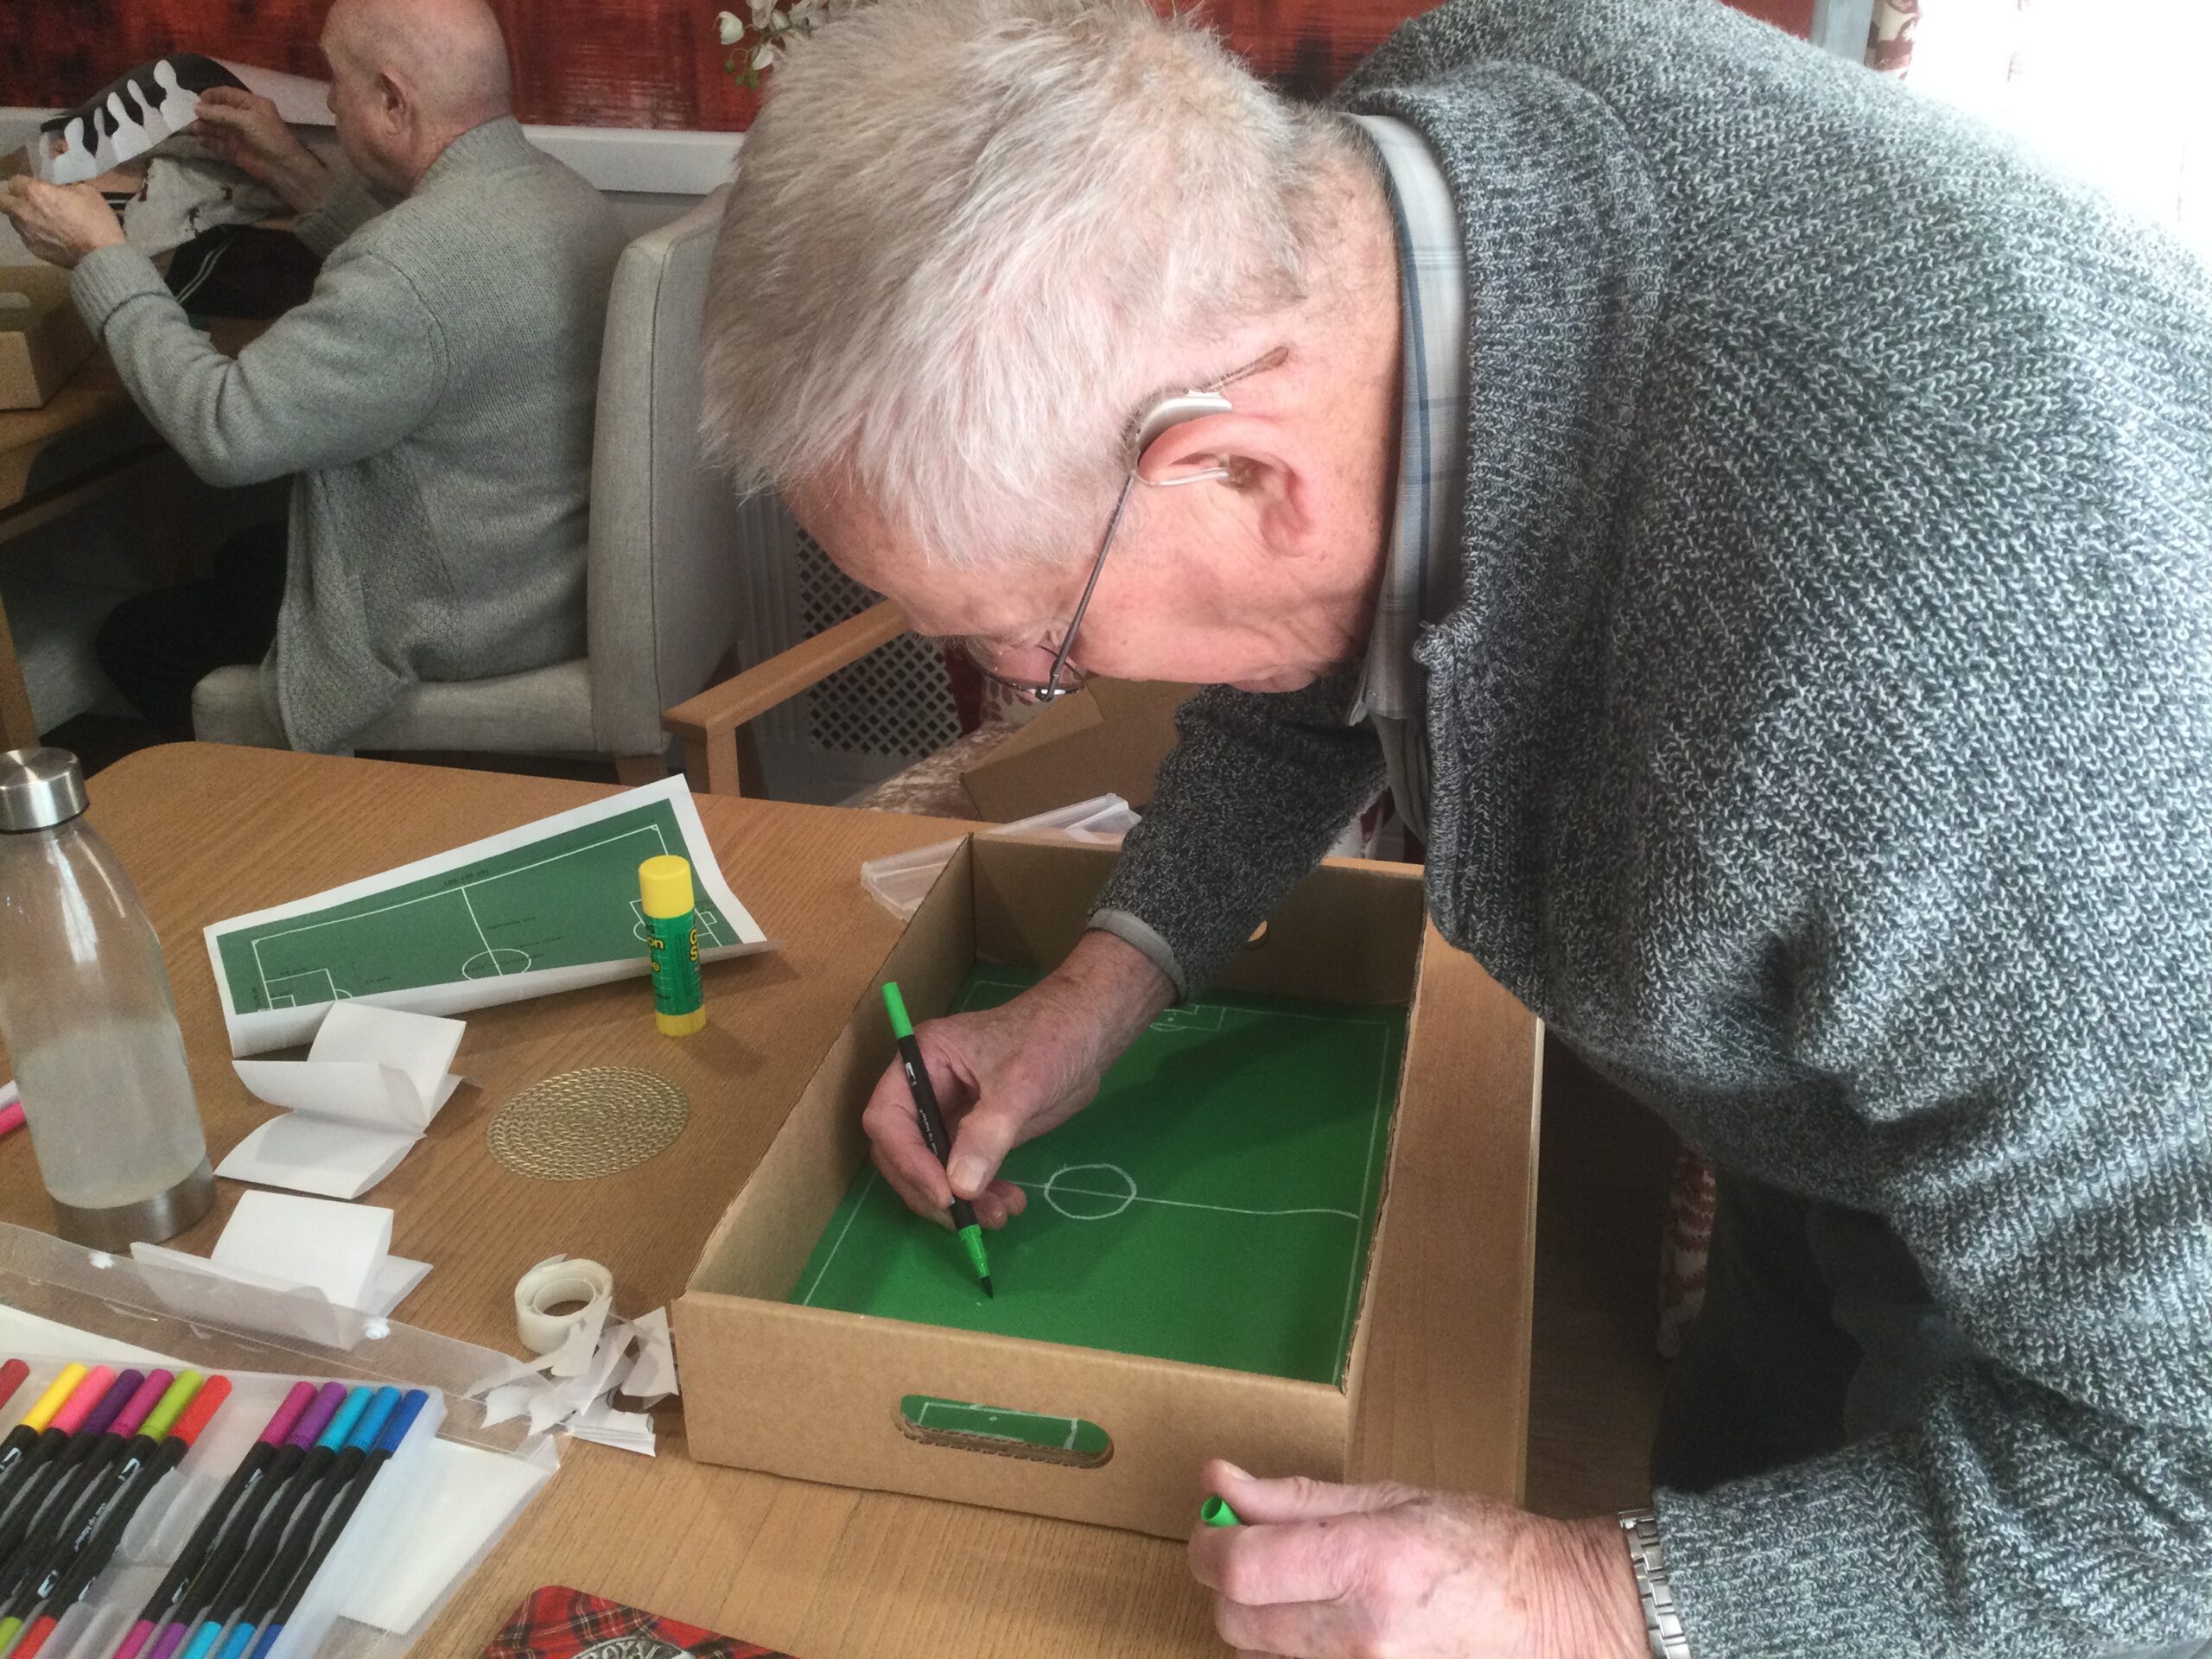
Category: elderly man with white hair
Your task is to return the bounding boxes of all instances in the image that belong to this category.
[1,0,624,753]
[702,0,2212,1655]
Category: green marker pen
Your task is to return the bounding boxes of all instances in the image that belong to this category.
[882,981,994,1297]
[639,855,706,1037]
[1201,1495,1244,1528]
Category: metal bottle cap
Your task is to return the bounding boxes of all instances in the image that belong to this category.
[0,747,89,833]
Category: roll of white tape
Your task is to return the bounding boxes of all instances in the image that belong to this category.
[515,1255,614,1355]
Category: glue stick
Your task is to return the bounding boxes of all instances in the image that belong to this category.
[638,855,706,1036]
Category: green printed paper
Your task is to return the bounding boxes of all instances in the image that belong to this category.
[213,791,746,1019]
[792,967,1404,1385]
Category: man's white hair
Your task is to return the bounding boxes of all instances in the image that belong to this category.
[700,0,1363,568]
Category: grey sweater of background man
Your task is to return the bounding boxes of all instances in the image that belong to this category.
[70,118,626,753]
[1095,0,2212,1651]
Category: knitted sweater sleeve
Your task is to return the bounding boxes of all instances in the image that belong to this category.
[69,239,448,488]
[1090,672,1388,998]
[1654,880,2212,1656]
[1634,321,2212,1656]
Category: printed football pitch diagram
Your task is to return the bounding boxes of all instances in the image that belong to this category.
[791,964,1406,1387]
[213,798,739,1016]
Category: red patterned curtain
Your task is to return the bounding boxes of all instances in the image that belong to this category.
[7,0,1815,131]
[1865,0,1922,73]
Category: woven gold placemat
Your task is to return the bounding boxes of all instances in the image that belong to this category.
[486,1067,690,1181]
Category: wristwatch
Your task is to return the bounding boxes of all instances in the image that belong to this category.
[1618,1508,1692,1658]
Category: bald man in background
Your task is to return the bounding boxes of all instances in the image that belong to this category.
[0,0,625,753]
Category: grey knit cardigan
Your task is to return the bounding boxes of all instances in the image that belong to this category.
[1094,0,2212,1652]
[71,118,626,753]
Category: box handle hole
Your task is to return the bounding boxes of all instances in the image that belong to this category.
[897,1394,1112,1469]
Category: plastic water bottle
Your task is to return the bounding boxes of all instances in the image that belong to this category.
[0,748,213,1247]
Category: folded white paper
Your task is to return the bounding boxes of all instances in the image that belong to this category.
[223,1002,467,1198]
[569,1399,655,1455]
[131,1192,430,1348]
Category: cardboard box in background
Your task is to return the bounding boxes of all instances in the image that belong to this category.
[0,266,94,410]
[677,834,1540,1538]
[959,678,1197,821]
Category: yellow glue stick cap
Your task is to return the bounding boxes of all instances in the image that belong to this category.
[639,855,695,918]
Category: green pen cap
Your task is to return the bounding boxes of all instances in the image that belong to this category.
[143,1370,203,1440]
[1201,1495,1243,1527]
[957,1222,991,1282]
[883,981,915,1040]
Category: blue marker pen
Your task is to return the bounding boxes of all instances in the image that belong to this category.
[177,1389,372,1659]
[245,1391,429,1659]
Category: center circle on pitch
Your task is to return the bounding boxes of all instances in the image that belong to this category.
[1042,1163,1138,1221]
[461,946,533,978]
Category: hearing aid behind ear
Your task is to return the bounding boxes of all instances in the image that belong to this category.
[1131,389,1234,486]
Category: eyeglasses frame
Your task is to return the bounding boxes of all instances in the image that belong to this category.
[986,346,1289,702]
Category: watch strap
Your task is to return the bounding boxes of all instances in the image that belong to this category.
[1618,1507,1692,1659]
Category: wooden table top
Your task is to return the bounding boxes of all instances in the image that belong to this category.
[0,317,266,510]
[0,743,1538,1657]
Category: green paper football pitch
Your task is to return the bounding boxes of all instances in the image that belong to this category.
[790,966,1406,1385]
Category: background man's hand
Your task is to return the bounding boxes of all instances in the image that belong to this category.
[194,88,333,215]
[0,178,124,268]
[1188,1460,1648,1659]
[861,930,1174,1225]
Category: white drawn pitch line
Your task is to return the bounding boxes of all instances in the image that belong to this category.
[248,822,673,950]
[457,887,499,969]
[799,1164,879,1306]
[245,819,694,1006]
[1336,1023,1397,1364]
[1004,1179,1359,1224]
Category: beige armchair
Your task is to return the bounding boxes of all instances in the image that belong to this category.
[660,595,913,794]
[193,188,754,779]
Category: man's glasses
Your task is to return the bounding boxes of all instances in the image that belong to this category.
[960,346,1288,702]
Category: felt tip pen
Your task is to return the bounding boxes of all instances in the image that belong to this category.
[0,1372,160,1646]
[110,1384,314,1659]
[148,1383,345,1659]
[1200,1495,1244,1528]
[0,1369,133,1573]
[10,1378,230,1659]
[242,1389,428,1659]
[0,1370,176,1606]
[174,1388,369,1659]
[27,1372,207,1606]
[881,982,993,1297]
[216,1388,400,1659]
[0,1365,27,1423]
[0,1364,48,1488]
[0,1368,87,1522]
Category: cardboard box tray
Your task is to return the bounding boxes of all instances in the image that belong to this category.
[0,265,95,411]
[677,836,1541,1537]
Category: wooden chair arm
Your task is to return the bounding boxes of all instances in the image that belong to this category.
[664,598,912,795]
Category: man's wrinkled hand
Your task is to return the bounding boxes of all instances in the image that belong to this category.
[194,88,331,214]
[1188,1460,1648,1659]
[0,177,124,268]
[860,930,1173,1224]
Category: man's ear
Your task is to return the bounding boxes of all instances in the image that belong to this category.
[1135,410,1310,551]
[377,71,409,128]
